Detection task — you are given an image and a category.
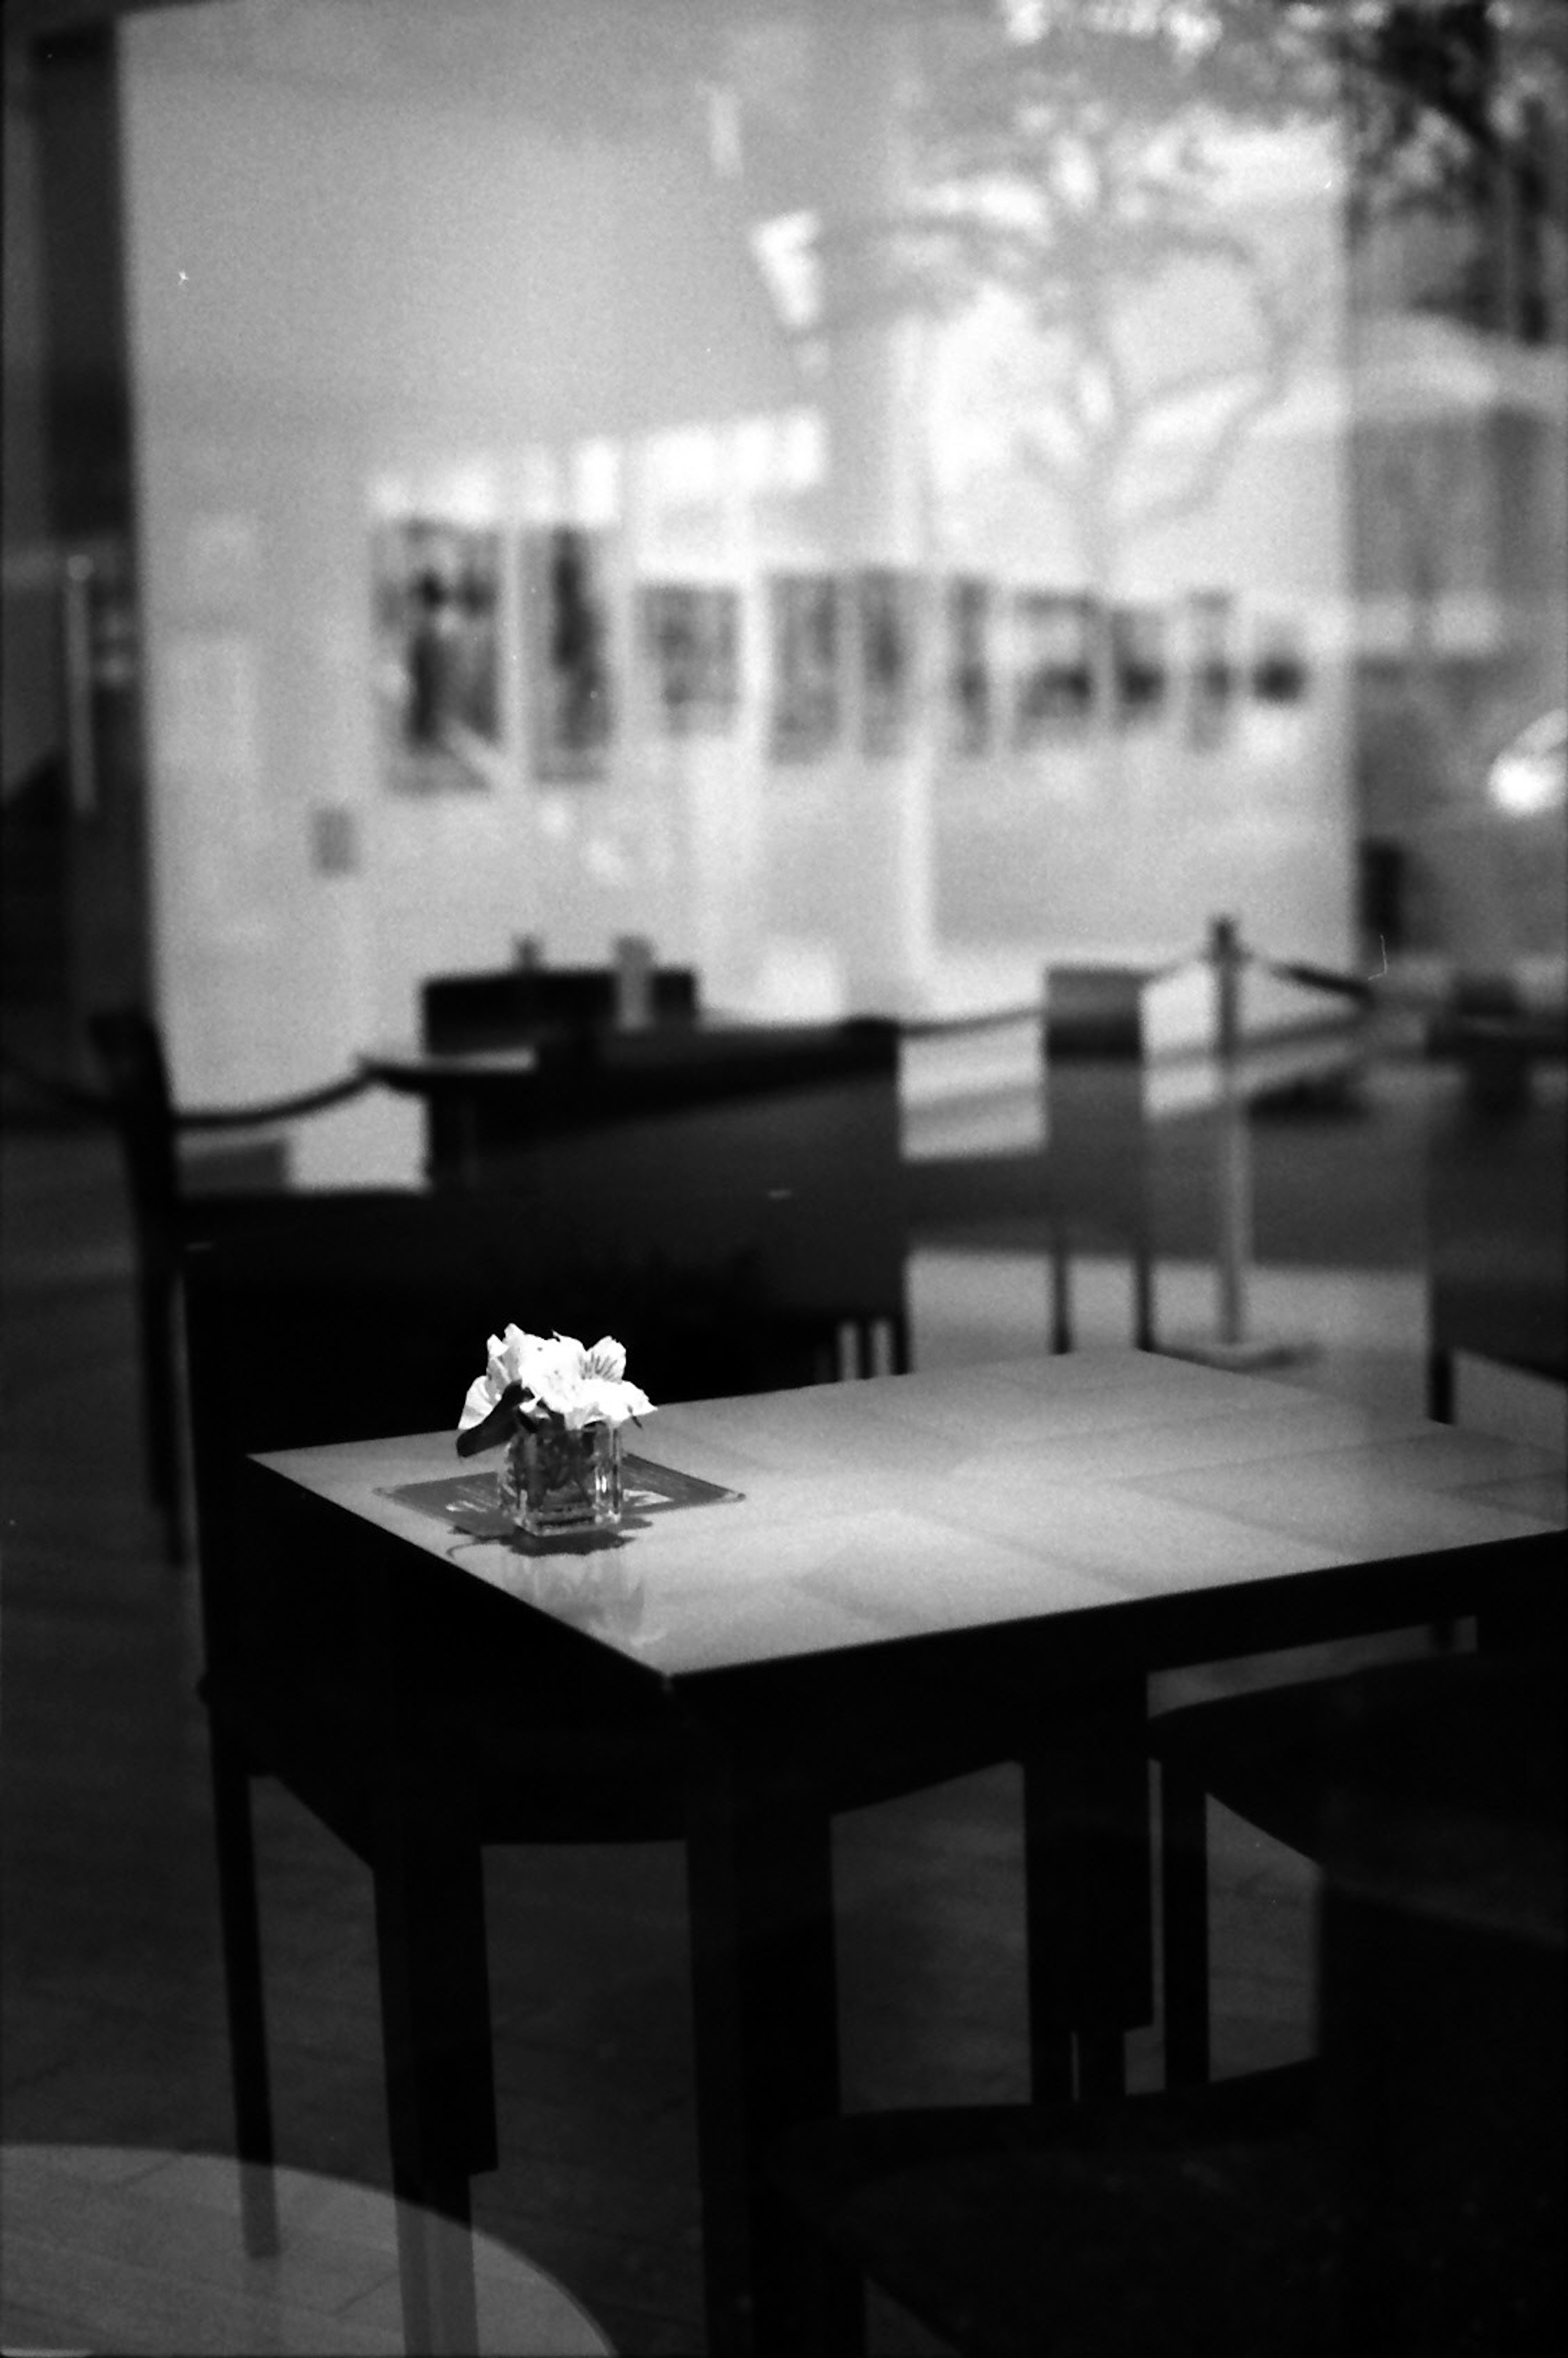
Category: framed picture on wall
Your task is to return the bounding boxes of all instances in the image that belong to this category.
[768,573,840,762]
[946,576,992,757]
[1015,591,1098,745]
[858,568,921,758]
[372,519,503,791]
[1110,605,1166,728]
[523,526,615,780]
[1184,588,1236,748]
[641,584,741,736]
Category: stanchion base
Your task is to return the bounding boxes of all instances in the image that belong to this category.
[1159,1334,1316,1373]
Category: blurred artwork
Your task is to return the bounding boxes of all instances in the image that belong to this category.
[1250,615,1309,703]
[769,574,840,761]
[1015,592,1098,744]
[1111,605,1166,728]
[1184,589,1236,749]
[641,585,741,736]
[858,568,921,757]
[947,577,992,757]
[524,526,615,780]
[373,519,502,791]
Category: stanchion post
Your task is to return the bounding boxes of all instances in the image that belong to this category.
[613,934,655,1031]
[1212,914,1252,1351]
[1164,920,1306,1373]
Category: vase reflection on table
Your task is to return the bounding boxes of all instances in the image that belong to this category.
[455,1322,653,1539]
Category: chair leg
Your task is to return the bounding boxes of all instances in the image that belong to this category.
[1022,1757,1077,2106]
[1427,1345,1454,1424]
[137,1258,187,1562]
[1159,1764,1212,2088]
[207,1716,280,2258]
[1425,1354,1460,1647]
[1049,1232,1073,1355]
[1132,1230,1157,1354]
[683,1740,857,2357]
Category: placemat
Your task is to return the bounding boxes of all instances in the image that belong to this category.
[387,1451,741,1534]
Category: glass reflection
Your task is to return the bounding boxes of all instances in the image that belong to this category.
[7,1,1564,1165]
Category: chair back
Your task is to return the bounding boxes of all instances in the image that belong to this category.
[182,1185,829,1594]
[87,1006,183,1255]
[421,966,699,1054]
[414,1018,909,1366]
[181,1187,830,1833]
[1319,1651,1564,2353]
[1426,1042,1568,1395]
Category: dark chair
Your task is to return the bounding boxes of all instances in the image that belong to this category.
[184,1197,1143,2353]
[1041,965,1161,1353]
[1149,1018,1564,2087]
[399,1013,913,1381]
[420,963,699,1054]
[1148,1561,1563,2087]
[86,1005,375,1561]
[1148,1648,1470,2088]
[1423,1008,1566,1423]
[770,1649,1564,2357]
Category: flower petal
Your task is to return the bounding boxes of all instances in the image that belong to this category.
[584,1335,627,1381]
[458,1373,501,1433]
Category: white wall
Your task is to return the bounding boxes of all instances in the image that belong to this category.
[122,0,799,1177]
[120,2,1362,1181]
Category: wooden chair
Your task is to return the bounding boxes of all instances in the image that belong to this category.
[87,1005,374,1561]
[769,1649,1564,2356]
[184,1197,1142,2354]
[397,1014,913,1382]
[420,963,699,1054]
[1423,1008,1566,1423]
[1149,1021,1564,2086]
[1040,965,1160,1353]
[1148,1549,1563,2088]
[1147,1648,1492,2088]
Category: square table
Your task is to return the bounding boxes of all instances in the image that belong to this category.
[239,1348,1564,2355]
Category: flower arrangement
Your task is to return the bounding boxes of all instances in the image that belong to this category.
[456,1326,654,1536]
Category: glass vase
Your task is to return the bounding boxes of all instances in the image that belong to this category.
[503,1420,623,1537]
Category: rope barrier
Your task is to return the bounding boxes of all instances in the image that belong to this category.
[897,1002,1042,1041]
[177,1069,375,1130]
[1,1043,377,1131]
[1250,954,1376,1005]
[894,949,1214,1042]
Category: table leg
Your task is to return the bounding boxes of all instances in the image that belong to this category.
[1022,1683,1154,2104]
[360,1556,499,2356]
[207,1714,280,2258]
[683,1732,860,2358]
[372,1823,494,2357]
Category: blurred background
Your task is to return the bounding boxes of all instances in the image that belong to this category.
[2,8,1565,2351]
[4,0,1564,1183]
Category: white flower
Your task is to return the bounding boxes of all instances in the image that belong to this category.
[457,1325,654,1442]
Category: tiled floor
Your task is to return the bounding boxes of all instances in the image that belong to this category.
[1,1089,1557,2355]
[1,2143,612,2356]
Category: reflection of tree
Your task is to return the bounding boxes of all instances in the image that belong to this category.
[782,4,1342,591]
[749,1,1563,585]
[1326,0,1566,334]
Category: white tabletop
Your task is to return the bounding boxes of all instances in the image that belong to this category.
[252,1350,1565,1683]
